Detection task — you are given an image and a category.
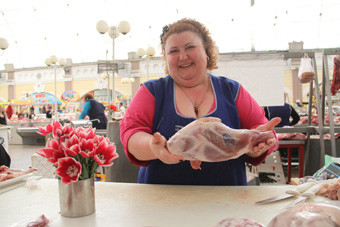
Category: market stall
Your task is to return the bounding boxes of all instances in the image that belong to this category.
[0,126,10,153]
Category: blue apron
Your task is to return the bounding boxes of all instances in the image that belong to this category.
[139,74,247,185]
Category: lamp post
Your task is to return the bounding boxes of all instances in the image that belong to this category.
[0,37,9,55]
[121,77,135,107]
[45,55,66,120]
[96,20,131,105]
[101,72,110,104]
[136,47,155,81]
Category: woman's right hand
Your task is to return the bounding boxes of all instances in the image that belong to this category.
[151,132,184,164]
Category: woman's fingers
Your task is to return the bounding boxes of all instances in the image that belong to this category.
[190,160,202,170]
[151,132,183,164]
[257,117,281,131]
[266,117,282,130]
[250,138,277,157]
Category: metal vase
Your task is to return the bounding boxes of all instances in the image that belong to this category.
[58,177,95,218]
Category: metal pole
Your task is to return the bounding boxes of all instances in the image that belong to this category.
[112,28,115,104]
[106,50,109,105]
[54,64,58,120]
[146,55,150,81]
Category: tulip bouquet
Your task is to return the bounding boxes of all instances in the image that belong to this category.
[108,104,117,115]
[37,121,118,184]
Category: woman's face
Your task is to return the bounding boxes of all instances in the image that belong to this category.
[164,31,208,87]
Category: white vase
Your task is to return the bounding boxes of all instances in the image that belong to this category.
[58,177,95,217]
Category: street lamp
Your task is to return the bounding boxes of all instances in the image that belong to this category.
[121,77,135,106]
[0,37,9,55]
[96,20,131,104]
[45,55,66,120]
[136,47,155,81]
[101,72,110,104]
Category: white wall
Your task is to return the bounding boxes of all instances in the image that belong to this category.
[212,53,285,106]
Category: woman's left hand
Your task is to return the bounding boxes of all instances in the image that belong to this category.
[246,117,281,158]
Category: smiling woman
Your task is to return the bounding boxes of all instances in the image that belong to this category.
[119,18,280,186]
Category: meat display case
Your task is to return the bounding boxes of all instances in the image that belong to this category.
[283,49,340,173]
[8,120,50,145]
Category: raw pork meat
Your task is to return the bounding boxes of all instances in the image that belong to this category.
[317,178,340,200]
[267,202,340,227]
[331,55,340,95]
[215,217,264,227]
[12,214,49,227]
[167,117,275,162]
[0,165,37,182]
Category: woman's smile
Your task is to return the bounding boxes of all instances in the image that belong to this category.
[179,63,193,68]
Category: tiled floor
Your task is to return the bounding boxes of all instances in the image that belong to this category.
[7,144,44,170]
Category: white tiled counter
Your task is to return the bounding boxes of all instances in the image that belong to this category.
[31,153,55,179]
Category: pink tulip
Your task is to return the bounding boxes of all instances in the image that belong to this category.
[78,127,96,140]
[94,140,118,166]
[61,125,75,140]
[65,135,80,148]
[79,138,95,158]
[37,124,53,136]
[65,144,81,157]
[56,157,82,184]
[52,121,63,139]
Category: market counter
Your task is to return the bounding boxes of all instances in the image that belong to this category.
[0,126,10,152]
[16,127,45,145]
[8,121,51,145]
[0,178,330,227]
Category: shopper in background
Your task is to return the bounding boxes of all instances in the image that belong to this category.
[119,102,126,116]
[79,93,108,129]
[0,107,8,125]
[120,18,280,186]
[41,106,47,114]
[264,102,300,127]
[46,106,53,119]
[17,113,27,120]
[29,106,35,119]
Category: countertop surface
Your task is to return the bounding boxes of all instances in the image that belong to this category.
[0,178,330,227]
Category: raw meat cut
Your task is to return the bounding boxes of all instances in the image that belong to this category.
[167,117,275,162]
[331,55,340,95]
[267,202,340,227]
[215,217,264,227]
[0,165,37,182]
[11,214,49,227]
[317,178,340,200]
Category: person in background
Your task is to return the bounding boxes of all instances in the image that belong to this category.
[46,106,53,119]
[29,106,35,119]
[79,93,108,129]
[57,105,63,113]
[264,102,300,127]
[119,102,126,116]
[0,107,8,125]
[17,113,25,120]
[120,18,280,186]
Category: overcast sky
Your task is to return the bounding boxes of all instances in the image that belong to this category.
[1,0,340,69]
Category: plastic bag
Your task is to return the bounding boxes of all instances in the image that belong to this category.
[298,53,315,83]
